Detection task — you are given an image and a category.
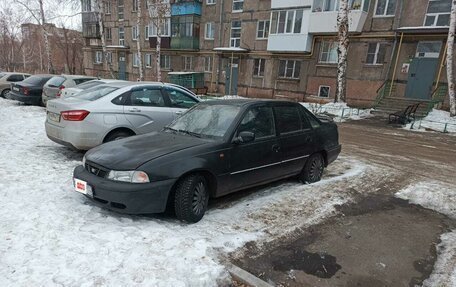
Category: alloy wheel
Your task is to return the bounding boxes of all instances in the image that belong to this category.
[192,181,207,215]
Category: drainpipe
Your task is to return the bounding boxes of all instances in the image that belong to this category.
[215,0,224,93]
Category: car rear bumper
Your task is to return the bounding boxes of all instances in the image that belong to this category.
[45,120,102,150]
[73,165,175,214]
[7,91,41,105]
[326,144,342,165]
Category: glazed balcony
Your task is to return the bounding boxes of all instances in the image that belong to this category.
[171,0,202,16]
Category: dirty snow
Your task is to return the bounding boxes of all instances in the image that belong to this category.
[405,109,456,134]
[396,182,456,287]
[0,97,384,286]
[301,102,373,122]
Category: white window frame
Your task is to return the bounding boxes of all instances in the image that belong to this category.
[204,56,212,73]
[146,19,171,38]
[270,9,304,35]
[145,53,152,67]
[184,56,193,71]
[374,0,396,17]
[232,0,244,12]
[106,27,112,40]
[206,0,216,4]
[132,0,138,12]
[119,26,125,46]
[105,1,111,14]
[424,0,451,27]
[118,0,124,21]
[94,51,103,63]
[366,42,387,65]
[278,60,300,79]
[106,52,113,63]
[230,21,242,48]
[161,55,171,69]
[253,59,265,77]
[82,0,93,12]
[319,40,338,64]
[205,22,215,40]
[132,25,139,40]
[256,20,270,39]
[133,53,140,67]
[318,85,331,98]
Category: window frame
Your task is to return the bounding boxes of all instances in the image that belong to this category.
[232,0,244,12]
[424,0,451,27]
[94,51,103,64]
[145,53,152,68]
[183,56,193,71]
[204,56,212,73]
[319,40,338,64]
[256,20,270,39]
[278,60,301,79]
[365,42,387,65]
[161,55,171,70]
[230,20,242,48]
[253,59,265,78]
[270,9,303,35]
[206,0,216,5]
[119,26,125,46]
[205,22,215,40]
[374,0,396,17]
[132,25,139,41]
[118,0,124,21]
[318,85,331,98]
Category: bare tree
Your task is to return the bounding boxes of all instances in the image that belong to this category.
[146,0,170,82]
[94,0,116,79]
[335,0,349,103]
[135,0,144,81]
[447,0,456,116]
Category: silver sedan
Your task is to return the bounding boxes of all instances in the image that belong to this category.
[45,82,201,150]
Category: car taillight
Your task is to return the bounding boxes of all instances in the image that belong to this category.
[23,87,29,95]
[61,110,90,121]
[56,85,65,98]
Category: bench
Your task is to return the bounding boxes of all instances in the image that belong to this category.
[388,103,420,125]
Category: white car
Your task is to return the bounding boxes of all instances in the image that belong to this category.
[60,79,127,99]
[45,82,201,150]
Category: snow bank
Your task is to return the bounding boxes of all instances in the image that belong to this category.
[406,109,456,133]
[396,182,456,287]
[0,98,377,286]
[301,102,373,122]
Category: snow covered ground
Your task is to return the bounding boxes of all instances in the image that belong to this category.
[396,182,456,287]
[405,109,456,134]
[0,98,385,286]
[301,102,373,122]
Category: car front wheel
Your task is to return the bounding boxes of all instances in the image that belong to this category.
[174,174,209,223]
[299,153,325,184]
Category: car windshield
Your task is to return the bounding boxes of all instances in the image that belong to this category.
[167,104,240,138]
[74,86,119,101]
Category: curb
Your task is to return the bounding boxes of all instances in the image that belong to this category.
[227,263,274,287]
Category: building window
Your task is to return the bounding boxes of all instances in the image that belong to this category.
[107,52,113,63]
[374,0,396,16]
[205,22,215,40]
[416,41,442,58]
[118,0,124,20]
[257,20,270,39]
[314,0,369,12]
[94,51,103,63]
[318,85,330,98]
[319,40,338,64]
[183,56,193,70]
[233,0,243,12]
[366,43,387,65]
[105,1,111,14]
[207,0,216,4]
[253,59,265,77]
[106,27,112,40]
[230,21,242,47]
[132,0,138,12]
[171,16,198,38]
[119,26,125,45]
[145,53,152,67]
[270,9,303,35]
[161,55,171,69]
[146,19,171,37]
[82,0,92,12]
[425,0,451,26]
[133,53,140,67]
[278,60,301,79]
[132,25,139,40]
[204,56,212,72]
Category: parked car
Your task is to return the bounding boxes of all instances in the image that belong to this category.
[42,75,96,105]
[46,82,201,150]
[73,99,342,223]
[0,72,31,97]
[8,74,54,105]
[60,79,127,99]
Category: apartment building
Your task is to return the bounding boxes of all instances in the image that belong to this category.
[81,0,452,108]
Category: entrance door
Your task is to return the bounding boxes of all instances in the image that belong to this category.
[225,63,239,96]
[118,52,126,80]
[405,58,439,99]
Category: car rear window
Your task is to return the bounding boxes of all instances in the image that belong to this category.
[75,80,103,90]
[76,86,119,101]
[74,78,95,85]
[46,76,66,87]
[23,76,51,86]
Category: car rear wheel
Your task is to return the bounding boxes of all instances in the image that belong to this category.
[1,89,10,98]
[104,130,134,143]
[174,174,209,223]
[299,153,325,184]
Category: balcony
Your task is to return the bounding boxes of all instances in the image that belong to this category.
[267,34,313,53]
[271,0,312,9]
[171,0,202,16]
[149,37,171,49]
[171,37,199,50]
[82,12,98,24]
[308,10,367,34]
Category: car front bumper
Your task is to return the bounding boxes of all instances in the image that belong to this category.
[73,165,175,214]
[7,91,41,105]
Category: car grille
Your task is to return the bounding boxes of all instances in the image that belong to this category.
[85,162,108,178]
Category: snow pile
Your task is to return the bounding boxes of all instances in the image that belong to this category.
[396,182,456,287]
[301,102,373,122]
[406,109,456,133]
[0,98,380,286]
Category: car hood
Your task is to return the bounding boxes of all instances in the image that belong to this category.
[85,131,210,170]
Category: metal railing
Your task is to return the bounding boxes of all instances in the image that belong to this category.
[409,118,456,133]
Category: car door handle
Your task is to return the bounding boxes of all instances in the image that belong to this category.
[272,144,281,153]
[129,108,141,112]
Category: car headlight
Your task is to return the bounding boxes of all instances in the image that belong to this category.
[107,170,150,183]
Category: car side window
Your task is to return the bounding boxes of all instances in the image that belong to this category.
[112,93,128,105]
[275,106,302,134]
[7,75,24,82]
[165,88,198,109]
[301,107,321,129]
[130,88,165,107]
[237,106,275,139]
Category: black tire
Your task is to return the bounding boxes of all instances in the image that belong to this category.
[299,153,325,184]
[104,130,134,143]
[1,89,10,98]
[174,174,209,223]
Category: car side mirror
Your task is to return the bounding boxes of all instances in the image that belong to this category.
[233,131,255,144]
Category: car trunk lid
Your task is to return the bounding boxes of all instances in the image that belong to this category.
[46,98,91,128]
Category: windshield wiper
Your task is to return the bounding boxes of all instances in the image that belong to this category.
[178,129,202,138]
[163,126,178,133]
